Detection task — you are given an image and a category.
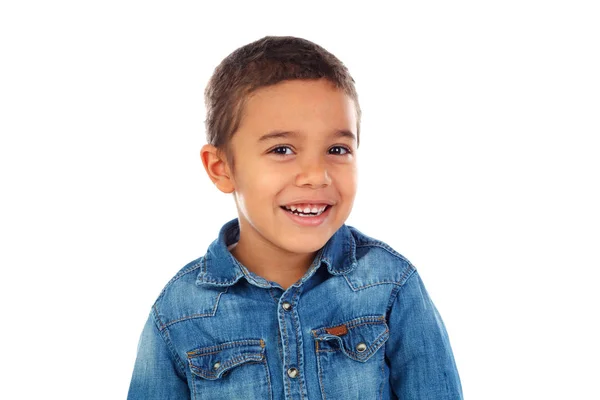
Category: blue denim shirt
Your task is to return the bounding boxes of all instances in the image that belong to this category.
[128,219,463,399]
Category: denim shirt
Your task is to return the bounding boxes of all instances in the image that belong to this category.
[128,219,463,399]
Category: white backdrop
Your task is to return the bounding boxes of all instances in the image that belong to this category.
[1,1,599,399]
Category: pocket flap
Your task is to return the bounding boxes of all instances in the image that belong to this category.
[312,316,389,363]
[186,339,266,380]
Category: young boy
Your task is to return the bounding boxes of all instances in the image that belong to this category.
[128,36,463,399]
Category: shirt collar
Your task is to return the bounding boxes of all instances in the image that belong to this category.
[196,218,357,288]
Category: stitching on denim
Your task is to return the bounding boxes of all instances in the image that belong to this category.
[344,274,405,291]
[315,315,385,333]
[385,285,401,321]
[355,242,412,263]
[326,230,358,275]
[315,318,385,338]
[237,261,271,288]
[313,331,327,400]
[341,329,389,360]
[347,317,386,330]
[187,339,264,356]
[190,349,224,357]
[206,353,263,373]
[398,264,416,286]
[346,242,416,285]
[275,322,284,370]
[267,288,284,380]
[343,257,416,291]
[267,287,279,305]
[190,359,266,381]
[150,305,187,377]
[297,249,325,285]
[379,346,385,400]
[189,353,264,378]
[153,303,166,330]
[163,286,228,328]
[290,289,306,400]
[192,363,197,400]
[386,271,418,320]
[162,327,187,376]
[280,299,292,398]
[173,260,204,283]
[195,276,243,286]
[262,352,273,400]
[316,328,389,361]
[313,316,388,360]
[201,253,208,275]
[156,260,204,302]
[196,252,247,286]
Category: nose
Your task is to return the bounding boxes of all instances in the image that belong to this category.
[295,156,332,188]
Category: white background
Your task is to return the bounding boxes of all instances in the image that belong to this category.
[1,1,599,399]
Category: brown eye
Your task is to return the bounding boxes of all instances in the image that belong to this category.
[270,146,294,156]
[329,146,350,155]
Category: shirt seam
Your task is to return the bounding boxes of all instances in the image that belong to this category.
[155,260,204,302]
[160,287,228,329]
[151,304,187,378]
[291,288,306,400]
[385,270,418,319]
[355,242,414,267]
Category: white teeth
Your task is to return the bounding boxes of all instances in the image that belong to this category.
[283,204,328,216]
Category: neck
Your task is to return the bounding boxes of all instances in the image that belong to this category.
[230,234,316,290]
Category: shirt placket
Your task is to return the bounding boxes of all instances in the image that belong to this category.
[278,285,308,400]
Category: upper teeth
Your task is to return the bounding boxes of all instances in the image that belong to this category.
[284,204,327,213]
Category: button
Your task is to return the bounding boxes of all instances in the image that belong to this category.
[213,361,221,370]
[356,343,367,353]
[287,367,299,378]
[282,301,292,311]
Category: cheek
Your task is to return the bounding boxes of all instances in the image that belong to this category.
[333,166,358,197]
[234,167,287,204]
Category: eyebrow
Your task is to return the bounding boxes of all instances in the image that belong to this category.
[258,129,357,143]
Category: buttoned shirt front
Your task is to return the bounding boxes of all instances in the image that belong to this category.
[128,219,463,399]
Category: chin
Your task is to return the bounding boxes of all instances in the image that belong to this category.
[276,233,332,255]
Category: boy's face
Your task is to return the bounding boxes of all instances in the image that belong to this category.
[212,79,358,255]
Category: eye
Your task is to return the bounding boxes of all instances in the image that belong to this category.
[269,146,294,156]
[328,146,351,155]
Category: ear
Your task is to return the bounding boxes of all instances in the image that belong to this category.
[200,144,235,193]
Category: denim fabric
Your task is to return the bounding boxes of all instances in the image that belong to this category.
[128,219,463,399]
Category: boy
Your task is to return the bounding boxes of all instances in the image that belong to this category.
[128,36,463,399]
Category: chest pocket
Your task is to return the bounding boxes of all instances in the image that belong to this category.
[186,339,272,400]
[312,316,389,399]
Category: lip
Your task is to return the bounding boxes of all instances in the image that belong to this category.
[280,204,333,227]
[281,200,335,207]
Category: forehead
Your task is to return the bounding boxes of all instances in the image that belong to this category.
[237,79,357,140]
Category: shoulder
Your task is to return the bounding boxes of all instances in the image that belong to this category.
[151,257,227,330]
[156,256,205,302]
[345,225,417,289]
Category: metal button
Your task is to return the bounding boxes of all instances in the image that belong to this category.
[282,301,292,311]
[287,367,299,378]
[213,361,221,370]
[356,342,367,353]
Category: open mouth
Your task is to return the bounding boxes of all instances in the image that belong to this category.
[280,204,331,217]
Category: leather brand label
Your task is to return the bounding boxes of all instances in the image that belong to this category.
[325,324,348,336]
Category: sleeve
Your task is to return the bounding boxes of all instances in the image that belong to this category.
[386,271,463,399]
[127,310,190,400]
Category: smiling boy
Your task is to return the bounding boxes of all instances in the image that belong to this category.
[128,36,463,399]
[205,78,357,290]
